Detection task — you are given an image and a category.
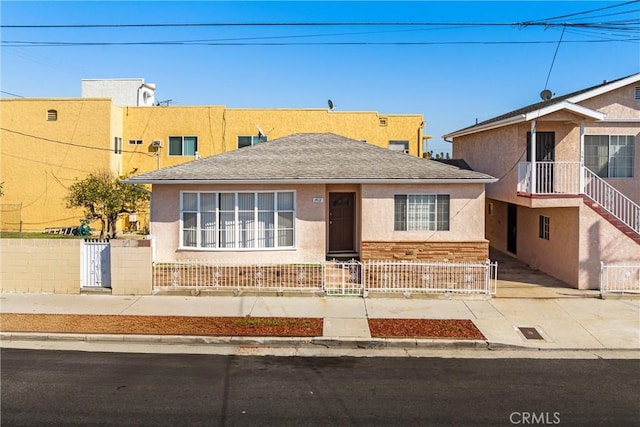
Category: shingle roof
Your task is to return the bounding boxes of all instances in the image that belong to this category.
[127,133,495,183]
[446,73,640,137]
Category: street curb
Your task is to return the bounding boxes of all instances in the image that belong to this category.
[3,332,638,352]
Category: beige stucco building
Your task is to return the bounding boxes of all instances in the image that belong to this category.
[127,133,496,264]
[0,83,425,233]
[445,73,640,289]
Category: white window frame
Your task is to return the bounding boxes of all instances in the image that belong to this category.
[179,190,296,250]
[584,135,635,178]
[394,194,450,231]
[388,140,409,153]
[168,136,198,156]
[237,135,268,149]
[114,137,122,154]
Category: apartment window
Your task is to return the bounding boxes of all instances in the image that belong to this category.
[539,215,550,240]
[238,135,267,149]
[584,135,635,178]
[388,140,409,153]
[379,117,388,126]
[114,137,122,154]
[635,86,640,100]
[129,139,143,145]
[169,136,198,156]
[181,191,295,249]
[394,194,450,231]
[47,109,58,121]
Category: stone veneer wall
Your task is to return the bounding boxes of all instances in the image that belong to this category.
[361,241,490,262]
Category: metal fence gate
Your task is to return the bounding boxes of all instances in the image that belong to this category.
[81,239,111,288]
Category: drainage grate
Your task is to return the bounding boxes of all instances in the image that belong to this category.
[518,327,544,340]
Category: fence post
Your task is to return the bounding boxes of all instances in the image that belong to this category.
[599,261,605,296]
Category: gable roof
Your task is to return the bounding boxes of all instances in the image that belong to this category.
[443,73,640,139]
[126,133,496,184]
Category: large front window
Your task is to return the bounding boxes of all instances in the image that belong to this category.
[181,191,295,249]
[394,194,450,231]
[585,135,635,178]
[169,136,198,156]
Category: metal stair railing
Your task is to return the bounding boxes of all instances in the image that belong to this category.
[583,166,640,235]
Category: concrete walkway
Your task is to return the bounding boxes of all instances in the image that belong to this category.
[1,292,638,352]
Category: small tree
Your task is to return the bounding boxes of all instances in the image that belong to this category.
[66,170,149,238]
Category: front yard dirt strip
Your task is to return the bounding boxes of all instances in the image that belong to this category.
[1,314,486,340]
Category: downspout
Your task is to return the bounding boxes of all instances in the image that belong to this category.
[530,120,537,194]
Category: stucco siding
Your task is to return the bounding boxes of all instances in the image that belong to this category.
[578,203,640,290]
[516,207,580,287]
[360,183,486,242]
[0,99,116,231]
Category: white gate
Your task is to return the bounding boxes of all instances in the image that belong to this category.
[324,261,363,296]
[81,239,111,288]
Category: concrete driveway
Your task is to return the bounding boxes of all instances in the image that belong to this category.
[490,248,600,299]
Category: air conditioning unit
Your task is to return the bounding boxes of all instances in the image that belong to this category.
[151,140,163,148]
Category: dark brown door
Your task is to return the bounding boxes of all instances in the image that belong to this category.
[329,193,355,253]
[507,203,517,254]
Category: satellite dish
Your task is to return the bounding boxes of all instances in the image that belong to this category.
[540,89,553,101]
[328,99,334,110]
[256,125,265,138]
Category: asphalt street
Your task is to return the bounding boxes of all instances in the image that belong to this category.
[2,349,638,426]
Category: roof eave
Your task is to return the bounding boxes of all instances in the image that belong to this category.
[524,101,606,121]
[443,115,526,139]
[124,178,498,185]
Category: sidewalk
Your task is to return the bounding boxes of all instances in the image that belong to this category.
[1,292,638,352]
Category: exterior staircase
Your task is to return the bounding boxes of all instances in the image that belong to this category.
[582,196,640,246]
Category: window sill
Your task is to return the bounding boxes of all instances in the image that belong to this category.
[177,247,296,252]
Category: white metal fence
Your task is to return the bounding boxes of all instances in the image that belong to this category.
[153,259,498,296]
[600,262,640,295]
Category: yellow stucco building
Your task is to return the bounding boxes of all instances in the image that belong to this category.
[1,97,425,233]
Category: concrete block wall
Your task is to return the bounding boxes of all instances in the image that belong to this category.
[0,239,82,293]
[110,239,153,295]
[361,241,490,263]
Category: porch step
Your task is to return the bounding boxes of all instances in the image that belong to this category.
[582,196,640,246]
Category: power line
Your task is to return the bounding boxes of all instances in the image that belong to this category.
[523,0,639,23]
[2,38,638,48]
[0,90,24,97]
[0,127,156,157]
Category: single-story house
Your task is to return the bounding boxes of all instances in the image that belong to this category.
[126,133,497,264]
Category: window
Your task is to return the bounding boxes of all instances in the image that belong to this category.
[635,86,640,100]
[169,136,198,156]
[379,117,388,126]
[238,135,267,149]
[181,191,295,249]
[394,194,450,231]
[539,215,550,240]
[47,109,57,121]
[114,137,122,154]
[129,139,143,145]
[388,140,409,153]
[584,135,635,178]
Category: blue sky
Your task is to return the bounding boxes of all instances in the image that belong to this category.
[1,1,638,154]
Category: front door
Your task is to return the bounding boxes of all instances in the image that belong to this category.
[527,132,555,193]
[507,203,517,255]
[328,193,355,253]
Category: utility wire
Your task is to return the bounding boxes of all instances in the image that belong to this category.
[544,26,566,90]
[523,0,639,23]
[0,127,156,156]
[0,90,24,97]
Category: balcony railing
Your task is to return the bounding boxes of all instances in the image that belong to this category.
[517,161,582,195]
[517,161,640,236]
